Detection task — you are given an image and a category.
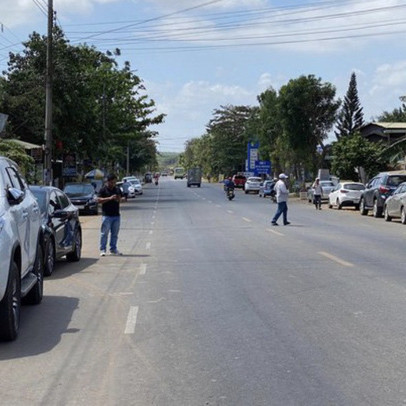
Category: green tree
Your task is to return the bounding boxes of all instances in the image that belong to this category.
[206,105,254,176]
[335,72,364,139]
[0,140,34,177]
[278,75,340,175]
[331,133,386,181]
[0,27,164,174]
[255,87,284,175]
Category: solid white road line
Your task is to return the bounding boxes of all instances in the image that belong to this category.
[318,251,354,267]
[242,217,252,223]
[124,306,139,334]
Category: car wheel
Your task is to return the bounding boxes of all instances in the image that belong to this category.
[44,238,55,277]
[0,261,21,341]
[328,201,333,209]
[66,230,82,262]
[373,199,382,218]
[23,243,44,305]
[245,190,248,194]
[359,198,368,215]
[401,207,406,225]
[384,206,392,222]
[354,204,360,211]
[336,199,342,210]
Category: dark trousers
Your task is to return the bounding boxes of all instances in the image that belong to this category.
[314,194,322,208]
[272,201,288,224]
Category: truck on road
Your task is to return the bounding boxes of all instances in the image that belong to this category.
[174,167,185,180]
[187,167,202,187]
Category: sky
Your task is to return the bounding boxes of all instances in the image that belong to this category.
[1,0,406,153]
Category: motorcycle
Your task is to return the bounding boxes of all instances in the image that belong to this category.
[226,187,235,201]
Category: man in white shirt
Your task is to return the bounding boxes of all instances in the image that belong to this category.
[271,173,290,226]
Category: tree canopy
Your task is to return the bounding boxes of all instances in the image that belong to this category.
[0,27,165,175]
[335,72,364,139]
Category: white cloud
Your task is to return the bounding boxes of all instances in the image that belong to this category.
[149,79,256,151]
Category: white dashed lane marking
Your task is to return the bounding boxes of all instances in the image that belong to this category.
[124,306,139,334]
[318,251,354,267]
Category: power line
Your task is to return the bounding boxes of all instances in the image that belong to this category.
[77,0,225,41]
[32,0,48,17]
[65,1,406,53]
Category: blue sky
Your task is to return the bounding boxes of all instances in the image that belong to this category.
[1,0,406,152]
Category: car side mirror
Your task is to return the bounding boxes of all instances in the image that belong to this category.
[52,209,69,219]
[7,187,24,205]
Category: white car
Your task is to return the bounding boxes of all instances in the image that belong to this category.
[0,156,44,341]
[117,181,136,198]
[129,178,143,195]
[328,181,365,210]
[244,177,262,194]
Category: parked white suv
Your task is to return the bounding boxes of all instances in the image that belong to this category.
[0,156,44,341]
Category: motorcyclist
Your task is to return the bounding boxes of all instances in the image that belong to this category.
[224,177,235,192]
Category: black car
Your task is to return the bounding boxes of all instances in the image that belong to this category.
[359,171,406,217]
[30,186,82,276]
[63,183,99,215]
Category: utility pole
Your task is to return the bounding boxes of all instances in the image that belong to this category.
[44,0,53,184]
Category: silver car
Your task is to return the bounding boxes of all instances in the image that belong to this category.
[383,182,406,224]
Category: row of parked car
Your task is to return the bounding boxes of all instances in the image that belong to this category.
[234,170,406,225]
[0,156,146,341]
[306,170,406,224]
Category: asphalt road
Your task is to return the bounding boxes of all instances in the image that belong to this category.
[1,177,406,406]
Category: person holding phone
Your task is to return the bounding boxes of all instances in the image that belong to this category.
[97,173,124,256]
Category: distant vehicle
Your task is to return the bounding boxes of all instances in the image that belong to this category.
[187,167,202,187]
[161,171,168,176]
[63,183,99,215]
[144,172,153,183]
[174,167,185,180]
[383,182,406,224]
[232,174,246,189]
[328,182,365,210]
[129,178,143,195]
[117,181,136,199]
[359,170,406,217]
[244,177,262,194]
[259,179,276,199]
[30,185,82,276]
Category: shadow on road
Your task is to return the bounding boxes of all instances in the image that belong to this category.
[0,295,79,360]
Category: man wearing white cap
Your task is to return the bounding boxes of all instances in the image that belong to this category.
[271,173,290,226]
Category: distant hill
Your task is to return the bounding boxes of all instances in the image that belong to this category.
[157,152,180,169]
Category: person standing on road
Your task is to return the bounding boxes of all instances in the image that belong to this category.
[122,180,131,202]
[271,173,290,226]
[97,173,123,256]
[312,178,323,210]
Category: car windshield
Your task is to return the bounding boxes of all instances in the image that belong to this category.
[31,189,47,213]
[344,184,365,191]
[64,184,94,194]
[321,181,334,186]
[387,175,406,187]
